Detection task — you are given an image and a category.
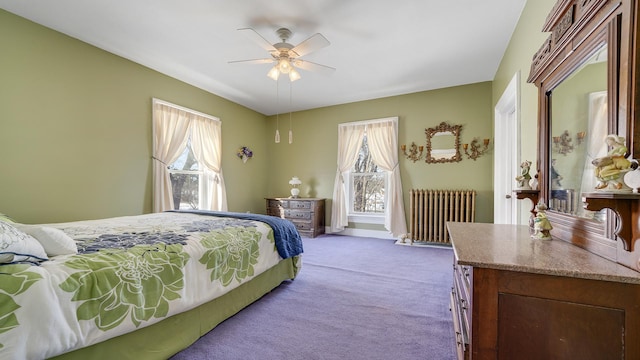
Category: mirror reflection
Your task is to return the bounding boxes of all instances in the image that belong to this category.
[549,44,607,220]
[431,132,456,159]
[425,122,462,163]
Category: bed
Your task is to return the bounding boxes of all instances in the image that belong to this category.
[0,210,303,359]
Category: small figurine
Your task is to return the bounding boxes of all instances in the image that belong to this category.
[532,202,553,240]
[515,160,532,189]
[592,134,632,191]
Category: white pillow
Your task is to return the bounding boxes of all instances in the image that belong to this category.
[13,224,78,256]
[0,222,48,263]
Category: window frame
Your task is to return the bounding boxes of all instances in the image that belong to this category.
[152,98,221,212]
[346,133,388,224]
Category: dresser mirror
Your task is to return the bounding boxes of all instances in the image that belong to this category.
[425,122,462,163]
[549,44,608,221]
[527,0,638,263]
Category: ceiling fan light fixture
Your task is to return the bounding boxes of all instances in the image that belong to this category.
[289,68,301,82]
[267,66,280,81]
[277,58,292,74]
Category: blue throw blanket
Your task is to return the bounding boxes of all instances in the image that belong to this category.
[168,210,303,259]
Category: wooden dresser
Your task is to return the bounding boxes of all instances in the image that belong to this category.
[448,222,640,360]
[265,198,325,238]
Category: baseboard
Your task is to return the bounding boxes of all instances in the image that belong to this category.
[394,239,452,248]
[325,227,396,240]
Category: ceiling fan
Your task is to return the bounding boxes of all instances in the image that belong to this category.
[229,27,335,82]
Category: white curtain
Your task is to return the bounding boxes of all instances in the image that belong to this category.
[152,99,225,212]
[152,102,191,212]
[191,116,228,211]
[330,124,365,233]
[366,120,407,237]
[580,91,608,193]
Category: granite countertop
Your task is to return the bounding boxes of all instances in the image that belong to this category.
[447,222,640,284]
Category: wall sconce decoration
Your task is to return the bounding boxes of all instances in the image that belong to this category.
[552,130,585,155]
[463,138,491,161]
[289,176,302,198]
[401,142,424,162]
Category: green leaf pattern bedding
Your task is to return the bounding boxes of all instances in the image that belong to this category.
[0,212,292,359]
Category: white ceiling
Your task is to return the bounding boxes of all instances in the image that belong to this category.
[0,0,527,116]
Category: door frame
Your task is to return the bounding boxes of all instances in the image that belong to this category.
[494,72,521,224]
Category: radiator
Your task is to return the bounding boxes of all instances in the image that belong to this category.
[409,189,476,243]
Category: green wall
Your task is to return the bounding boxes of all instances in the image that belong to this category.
[492,0,556,224]
[1,1,553,231]
[0,9,268,223]
[266,82,495,227]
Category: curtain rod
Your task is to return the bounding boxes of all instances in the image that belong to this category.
[338,116,398,128]
[152,98,220,122]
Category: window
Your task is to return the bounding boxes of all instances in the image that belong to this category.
[168,139,204,210]
[152,98,227,212]
[331,116,406,236]
[348,134,387,223]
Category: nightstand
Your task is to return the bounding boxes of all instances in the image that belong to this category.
[265,198,325,238]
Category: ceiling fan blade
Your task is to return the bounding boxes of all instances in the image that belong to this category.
[290,33,330,57]
[237,28,277,52]
[292,59,336,75]
[228,58,275,65]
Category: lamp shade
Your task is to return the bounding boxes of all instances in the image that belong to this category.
[289,176,302,186]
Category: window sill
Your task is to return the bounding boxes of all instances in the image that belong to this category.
[348,214,385,224]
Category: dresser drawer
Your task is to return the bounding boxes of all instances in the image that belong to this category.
[453,266,470,339]
[288,200,312,209]
[267,199,287,209]
[285,210,311,220]
[291,220,313,231]
[451,257,470,360]
[450,286,468,360]
[267,207,285,217]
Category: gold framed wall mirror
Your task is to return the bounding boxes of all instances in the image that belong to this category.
[528,0,640,269]
[425,122,462,163]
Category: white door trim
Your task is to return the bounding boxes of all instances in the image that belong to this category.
[494,72,521,224]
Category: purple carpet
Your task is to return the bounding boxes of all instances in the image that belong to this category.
[171,235,456,360]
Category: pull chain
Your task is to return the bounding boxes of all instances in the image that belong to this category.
[289,81,293,144]
[275,79,280,143]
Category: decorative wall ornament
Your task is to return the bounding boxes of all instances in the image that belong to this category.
[552,130,586,155]
[552,130,573,155]
[515,160,533,189]
[236,146,253,163]
[424,122,462,163]
[400,142,424,162]
[463,138,491,160]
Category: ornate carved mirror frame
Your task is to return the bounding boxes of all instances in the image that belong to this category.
[424,122,462,163]
[529,0,640,271]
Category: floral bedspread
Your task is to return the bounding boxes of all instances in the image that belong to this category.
[0,212,301,359]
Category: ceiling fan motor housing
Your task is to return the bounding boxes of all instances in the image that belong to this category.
[276,27,292,41]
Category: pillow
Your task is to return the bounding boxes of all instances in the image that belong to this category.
[0,221,48,264]
[12,224,78,256]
